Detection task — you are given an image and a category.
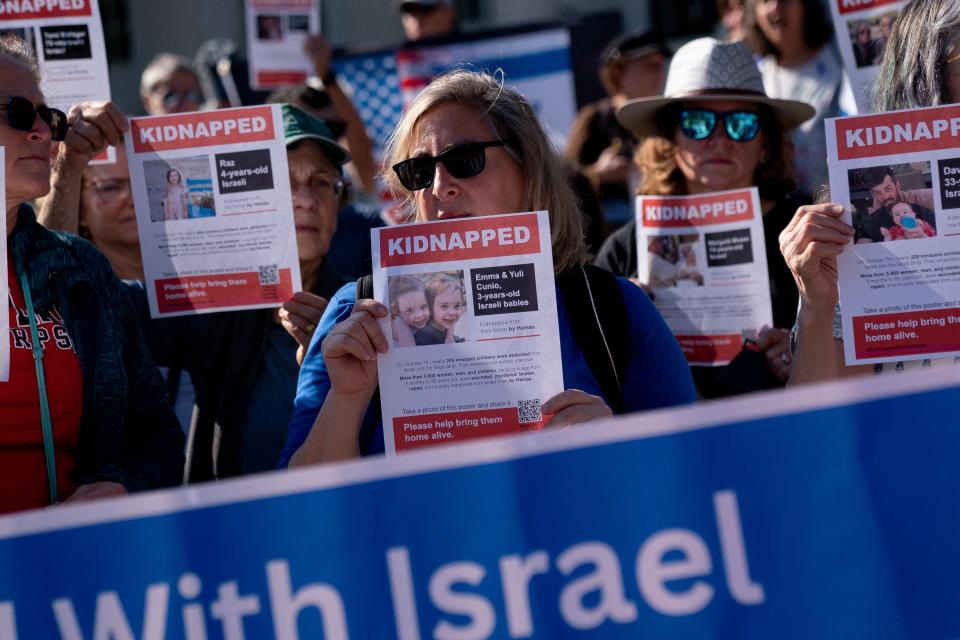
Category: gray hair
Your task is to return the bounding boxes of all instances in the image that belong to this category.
[383,69,588,274]
[140,52,198,94]
[0,35,40,83]
[872,0,960,111]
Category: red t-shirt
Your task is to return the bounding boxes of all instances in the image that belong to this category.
[0,258,83,513]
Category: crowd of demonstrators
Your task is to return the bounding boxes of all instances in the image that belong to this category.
[782,0,960,385]
[280,70,696,466]
[4,0,957,511]
[743,0,855,198]
[0,39,184,513]
[596,38,813,397]
[566,32,670,229]
[40,102,349,480]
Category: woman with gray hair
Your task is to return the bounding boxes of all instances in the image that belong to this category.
[281,70,696,466]
[781,0,960,383]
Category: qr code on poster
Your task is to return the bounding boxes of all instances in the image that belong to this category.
[518,399,541,424]
[258,264,279,285]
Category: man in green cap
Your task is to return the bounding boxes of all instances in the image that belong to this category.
[39,103,354,482]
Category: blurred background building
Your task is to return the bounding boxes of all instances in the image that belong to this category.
[101,0,720,114]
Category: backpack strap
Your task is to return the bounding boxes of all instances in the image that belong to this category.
[556,265,630,412]
[355,274,379,454]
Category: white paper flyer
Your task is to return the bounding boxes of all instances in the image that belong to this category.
[245,0,319,90]
[827,104,960,364]
[0,0,115,163]
[372,211,563,454]
[636,188,774,366]
[126,104,301,318]
[829,0,908,113]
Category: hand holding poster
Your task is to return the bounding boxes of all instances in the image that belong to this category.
[372,212,563,453]
[0,0,115,163]
[245,0,319,90]
[636,188,774,365]
[829,0,907,113]
[827,104,960,364]
[126,104,302,318]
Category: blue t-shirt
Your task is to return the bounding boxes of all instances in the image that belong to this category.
[278,277,696,466]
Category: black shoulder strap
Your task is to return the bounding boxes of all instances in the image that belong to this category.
[356,274,375,300]
[355,274,379,454]
[557,265,630,412]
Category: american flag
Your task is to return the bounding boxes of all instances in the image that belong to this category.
[334,28,576,157]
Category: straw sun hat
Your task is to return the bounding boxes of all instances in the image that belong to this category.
[617,37,815,137]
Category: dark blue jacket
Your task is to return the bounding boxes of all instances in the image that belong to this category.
[9,207,184,491]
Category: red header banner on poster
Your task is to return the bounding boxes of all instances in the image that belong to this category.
[378,213,541,268]
[132,107,276,153]
[0,0,91,20]
[836,0,903,15]
[835,105,960,160]
[641,191,755,228]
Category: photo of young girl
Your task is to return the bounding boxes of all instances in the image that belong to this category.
[386,271,470,347]
[163,168,189,221]
[388,275,430,347]
[417,273,467,345]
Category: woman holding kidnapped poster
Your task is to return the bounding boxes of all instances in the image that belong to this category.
[0,39,184,512]
[782,0,960,382]
[595,37,815,398]
[282,70,697,465]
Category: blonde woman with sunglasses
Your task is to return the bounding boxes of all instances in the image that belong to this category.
[281,70,697,467]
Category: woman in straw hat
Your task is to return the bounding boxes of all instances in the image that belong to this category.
[781,0,960,383]
[596,37,815,398]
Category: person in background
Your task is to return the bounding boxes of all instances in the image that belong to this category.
[598,37,814,398]
[717,0,747,42]
[852,22,876,68]
[744,0,856,196]
[281,70,696,467]
[140,53,207,116]
[395,0,458,42]
[782,0,960,384]
[1,38,184,513]
[566,31,670,229]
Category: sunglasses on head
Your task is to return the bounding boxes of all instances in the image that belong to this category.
[679,108,761,143]
[1,96,68,141]
[400,3,439,16]
[392,140,506,191]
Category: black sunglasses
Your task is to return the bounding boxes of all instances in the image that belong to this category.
[679,108,761,143]
[393,141,506,191]
[1,96,68,141]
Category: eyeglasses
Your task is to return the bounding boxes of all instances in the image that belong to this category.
[84,178,132,202]
[159,89,203,111]
[392,141,506,191]
[291,173,346,199]
[679,108,761,143]
[0,96,68,141]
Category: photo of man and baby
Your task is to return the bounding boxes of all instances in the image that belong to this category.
[387,271,470,347]
[849,163,938,244]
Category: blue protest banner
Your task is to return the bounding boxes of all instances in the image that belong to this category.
[0,371,958,639]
